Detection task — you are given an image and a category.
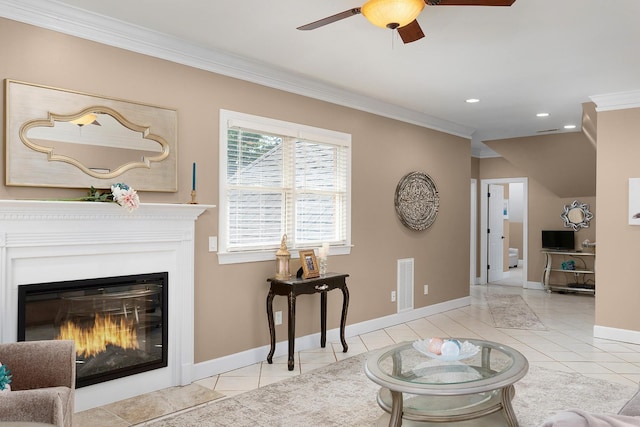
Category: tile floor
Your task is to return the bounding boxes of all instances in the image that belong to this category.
[75,267,640,426]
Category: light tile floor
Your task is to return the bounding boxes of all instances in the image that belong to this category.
[76,267,640,426]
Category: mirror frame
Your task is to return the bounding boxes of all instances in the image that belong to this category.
[5,79,177,192]
[561,200,593,231]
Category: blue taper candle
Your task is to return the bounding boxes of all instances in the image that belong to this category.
[192,162,196,191]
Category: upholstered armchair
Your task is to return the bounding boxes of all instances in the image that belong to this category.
[0,340,75,427]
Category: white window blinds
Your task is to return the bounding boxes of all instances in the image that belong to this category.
[220,110,351,260]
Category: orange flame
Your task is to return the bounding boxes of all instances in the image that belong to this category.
[57,313,139,358]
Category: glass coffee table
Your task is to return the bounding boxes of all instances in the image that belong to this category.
[364,339,529,427]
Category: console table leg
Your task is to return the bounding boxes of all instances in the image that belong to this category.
[320,291,327,348]
[501,385,518,427]
[389,390,403,427]
[287,291,296,371]
[340,285,350,352]
[266,290,276,364]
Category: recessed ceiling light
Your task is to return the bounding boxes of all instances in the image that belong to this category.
[465,98,480,103]
[536,113,550,117]
[564,124,577,129]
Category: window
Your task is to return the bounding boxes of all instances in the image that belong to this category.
[218,110,351,264]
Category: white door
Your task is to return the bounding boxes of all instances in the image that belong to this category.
[470,179,477,285]
[488,184,504,282]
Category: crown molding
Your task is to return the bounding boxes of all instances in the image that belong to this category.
[590,90,640,112]
[0,0,474,139]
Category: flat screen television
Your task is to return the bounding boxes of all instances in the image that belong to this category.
[541,230,575,251]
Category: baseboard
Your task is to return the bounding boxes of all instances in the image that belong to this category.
[525,281,544,290]
[594,325,640,345]
[192,295,471,381]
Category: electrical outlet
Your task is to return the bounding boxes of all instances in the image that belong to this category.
[275,311,282,325]
[424,284,429,295]
[391,291,396,302]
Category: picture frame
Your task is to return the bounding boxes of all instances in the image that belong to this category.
[629,178,640,225]
[299,250,320,279]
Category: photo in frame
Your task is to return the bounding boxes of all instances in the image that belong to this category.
[629,178,640,225]
[299,250,320,279]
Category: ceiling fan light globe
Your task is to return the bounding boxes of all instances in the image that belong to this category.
[362,0,425,29]
[70,113,98,126]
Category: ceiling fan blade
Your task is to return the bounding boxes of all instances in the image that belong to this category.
[297,8,362,31]
[426,0,515,5]
[398,20,425,44]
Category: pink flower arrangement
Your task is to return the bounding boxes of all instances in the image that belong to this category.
[67,183,140,212]
[110,183,140,212]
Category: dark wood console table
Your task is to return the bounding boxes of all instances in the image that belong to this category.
[266,272,349,371]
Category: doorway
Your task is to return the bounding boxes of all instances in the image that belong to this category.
[479,178,529,288]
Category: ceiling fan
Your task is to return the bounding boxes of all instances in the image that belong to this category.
[297,0,516,44]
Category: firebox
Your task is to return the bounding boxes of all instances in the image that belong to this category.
[18,272,168,388]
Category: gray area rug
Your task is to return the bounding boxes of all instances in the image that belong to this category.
[146,352,636,427]
[487,294,547,330]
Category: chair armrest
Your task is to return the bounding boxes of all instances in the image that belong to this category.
[0,388,64,425]
[619,386,640,416]
[0,340,75,390]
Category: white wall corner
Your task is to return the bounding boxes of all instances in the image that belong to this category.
[590,90,640,112]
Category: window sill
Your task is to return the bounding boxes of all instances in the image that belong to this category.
[217,245,352,265]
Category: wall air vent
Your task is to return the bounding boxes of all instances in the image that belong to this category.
[397,258,414,313]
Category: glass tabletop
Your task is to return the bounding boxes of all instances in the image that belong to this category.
[365,339,528,395]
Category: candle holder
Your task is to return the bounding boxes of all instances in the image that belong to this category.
[275,234,291,279]
[188,190,198,204]
[319,256,327,276]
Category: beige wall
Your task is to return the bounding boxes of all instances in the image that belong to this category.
[485,132,596,198]
[0,18,472,363]
[509,222,523,259]
[471,158,481,278]
[478,157,596,283]
[595,107,640,331]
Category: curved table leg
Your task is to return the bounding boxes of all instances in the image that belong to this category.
[501,385,518,427]
[389,390,404,427]
[287,291,296,371]
[340,284,350,352]
[266,289,276,364]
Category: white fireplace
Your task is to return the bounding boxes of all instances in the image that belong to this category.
[0,200,212,411]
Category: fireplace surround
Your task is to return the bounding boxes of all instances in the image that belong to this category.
[0,200,212,411]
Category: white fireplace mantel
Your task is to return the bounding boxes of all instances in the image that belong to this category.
[0,200,214,411]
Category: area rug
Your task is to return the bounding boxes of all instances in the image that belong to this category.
[144,353,636,427]
[487,294,547,330]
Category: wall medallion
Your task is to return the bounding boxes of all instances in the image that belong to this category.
[394,171,439,231]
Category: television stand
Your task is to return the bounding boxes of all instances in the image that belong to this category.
[541,250,595,295]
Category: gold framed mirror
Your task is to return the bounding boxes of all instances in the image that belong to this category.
[5,80,177,191]
[561,200,593,231]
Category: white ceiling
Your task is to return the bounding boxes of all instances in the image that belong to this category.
[6,0,640,156]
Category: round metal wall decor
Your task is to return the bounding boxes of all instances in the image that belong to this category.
[561,200,593,231]
[394,171,440,231]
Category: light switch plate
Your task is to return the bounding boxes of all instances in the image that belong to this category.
[208,236,217,252]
